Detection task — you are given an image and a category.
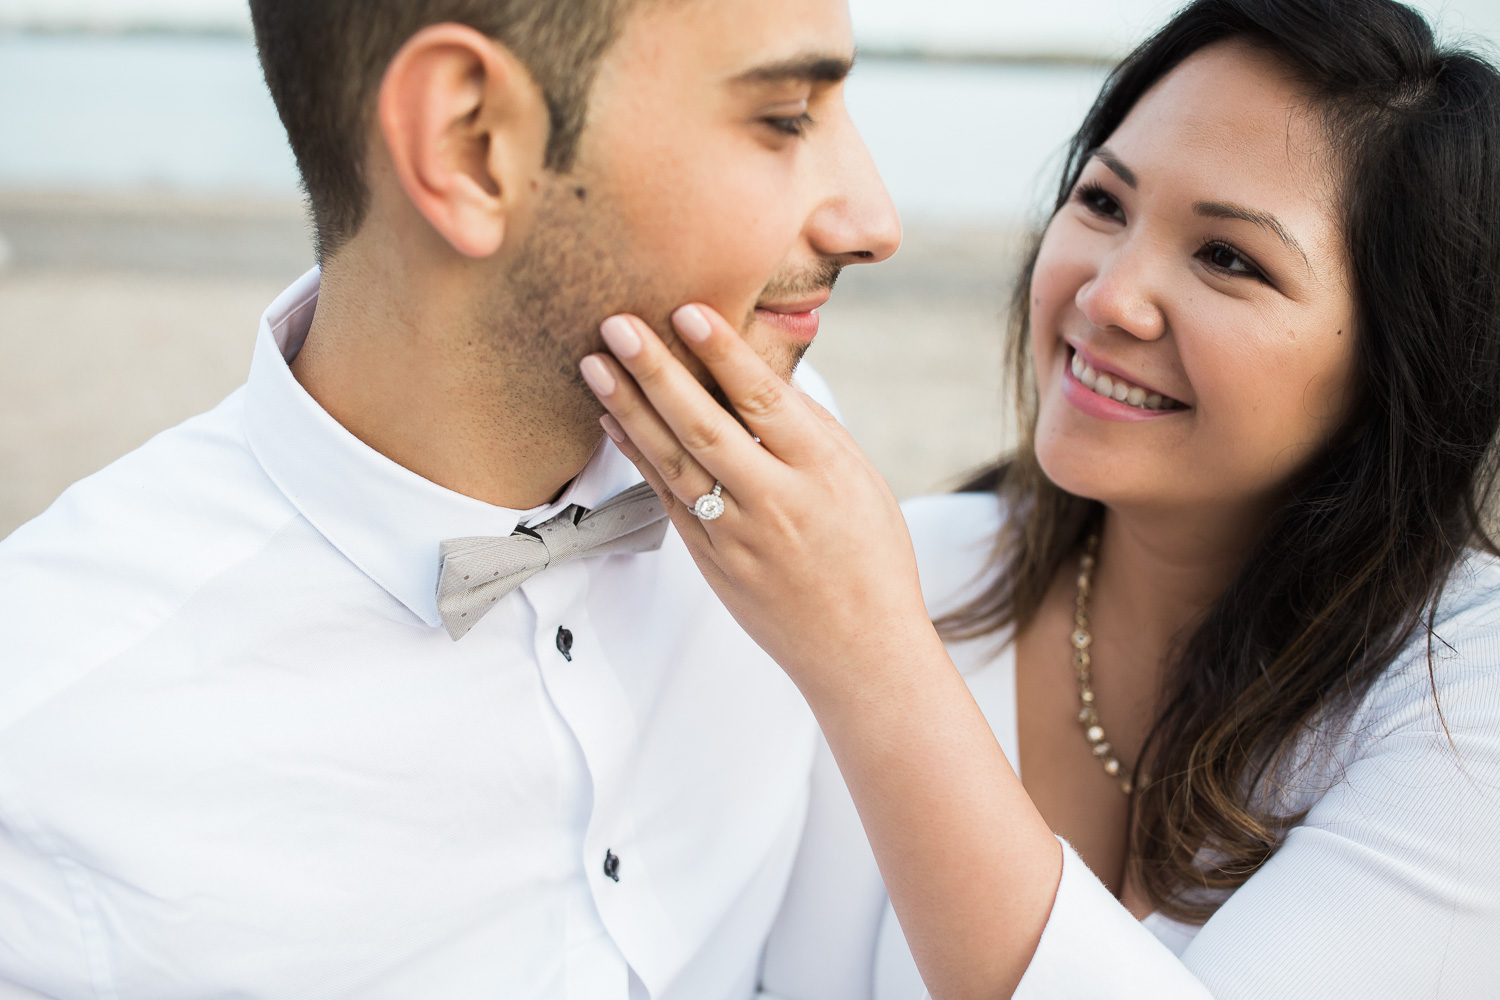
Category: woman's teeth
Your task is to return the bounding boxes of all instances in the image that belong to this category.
[1070,351,1176,411]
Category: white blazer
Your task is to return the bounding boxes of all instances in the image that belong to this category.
[759,492,1500,999]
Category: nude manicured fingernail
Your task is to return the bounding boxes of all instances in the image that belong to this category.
[600,415,627,443]
[600,316,643,358]
[580,355,617,396]
[673,305,712,343]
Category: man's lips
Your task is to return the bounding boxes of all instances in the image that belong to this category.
[754,291,831,342]
[758,292,832,315]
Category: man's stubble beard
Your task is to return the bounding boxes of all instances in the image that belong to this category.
[487,184,637,435]
[481,180,840,442]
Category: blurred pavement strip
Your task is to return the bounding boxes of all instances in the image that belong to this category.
[0,190,1023,540]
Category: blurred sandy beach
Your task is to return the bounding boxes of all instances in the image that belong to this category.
[0,191,1025,540]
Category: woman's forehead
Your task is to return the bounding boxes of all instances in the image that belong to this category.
[1117,44,1323,176]
[1103,41,1347,270]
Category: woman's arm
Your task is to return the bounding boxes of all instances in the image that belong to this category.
[582,306,1062,998]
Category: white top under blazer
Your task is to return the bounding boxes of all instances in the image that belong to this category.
[758,492,1500,999]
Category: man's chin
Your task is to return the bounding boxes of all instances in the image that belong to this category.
[768,338,810,383]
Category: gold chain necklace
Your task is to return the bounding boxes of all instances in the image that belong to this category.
[1070,533,1139,795]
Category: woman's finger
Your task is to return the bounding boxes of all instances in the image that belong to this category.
[667,303,835,467]
[797,388,851,436]
[594,313,785,497]
[581,352,722,510]
[598,414,715,554]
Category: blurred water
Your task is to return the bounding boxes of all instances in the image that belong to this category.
[0,34,298,194]
[0,33,1108,223]
[848,59,1108,223]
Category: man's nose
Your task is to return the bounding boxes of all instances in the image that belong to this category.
[807,116,903,266]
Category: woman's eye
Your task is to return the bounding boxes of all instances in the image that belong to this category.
[1074,183,1124,223]
[1198,241,1265,280]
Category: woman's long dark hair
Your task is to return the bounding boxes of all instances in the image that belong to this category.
[943,0,1500,922]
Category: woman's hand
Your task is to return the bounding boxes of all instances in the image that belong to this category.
[580,304,1062,1000]
[577,303,938,705]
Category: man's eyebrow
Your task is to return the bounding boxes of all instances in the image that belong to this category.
[731,53,855,86]
[1195,201,1311,269]
[1091,147,1138,188]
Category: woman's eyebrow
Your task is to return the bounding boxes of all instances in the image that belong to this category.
[1091,147,1138,188]
[1195,201,1311,270]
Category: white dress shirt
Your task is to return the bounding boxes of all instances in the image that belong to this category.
[0,268,827,1000]
[760,492,1500,1000]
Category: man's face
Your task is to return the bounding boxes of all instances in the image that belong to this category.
[497,0,901,405]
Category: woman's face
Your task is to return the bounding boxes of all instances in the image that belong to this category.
[1030,41,1358,521]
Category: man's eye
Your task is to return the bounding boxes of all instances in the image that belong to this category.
[1074,182,1124,222]
[764,113,814,137]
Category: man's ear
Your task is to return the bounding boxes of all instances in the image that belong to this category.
[376,23,550,259]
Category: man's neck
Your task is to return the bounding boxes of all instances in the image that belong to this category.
[290,255,601,511]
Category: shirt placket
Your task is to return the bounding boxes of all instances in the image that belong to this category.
[520,561,682,999]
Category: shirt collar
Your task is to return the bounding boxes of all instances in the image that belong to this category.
[243,268,644,628]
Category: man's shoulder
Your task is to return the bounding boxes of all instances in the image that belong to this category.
[0,389,300,726]
[791,361,841,423]
[900,491,1004,620]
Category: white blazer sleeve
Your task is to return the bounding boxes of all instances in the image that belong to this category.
[1018,602,1500,999]
[1017,841,1212,998]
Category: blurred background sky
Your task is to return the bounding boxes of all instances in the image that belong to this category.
[2,1,1499,536]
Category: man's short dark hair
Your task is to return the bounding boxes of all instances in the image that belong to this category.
[249,0,633,261]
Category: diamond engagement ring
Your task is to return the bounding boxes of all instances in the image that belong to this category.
[692,482,726,521]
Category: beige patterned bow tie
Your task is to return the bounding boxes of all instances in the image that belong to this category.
[436,483,669,640]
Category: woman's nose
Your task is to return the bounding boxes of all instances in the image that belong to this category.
[1075,246,1167,341]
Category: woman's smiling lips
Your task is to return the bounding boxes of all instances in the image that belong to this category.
[755,292,831,342]
[1061,343,1189,422]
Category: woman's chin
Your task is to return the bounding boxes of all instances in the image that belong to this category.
[1033,451,1108,506]
[1032,412,1158,509]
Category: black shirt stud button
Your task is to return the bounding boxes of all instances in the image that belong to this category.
[603,850,620,882]
[555,627,573,662]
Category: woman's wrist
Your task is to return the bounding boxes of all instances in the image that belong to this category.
[777,612,952,719]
